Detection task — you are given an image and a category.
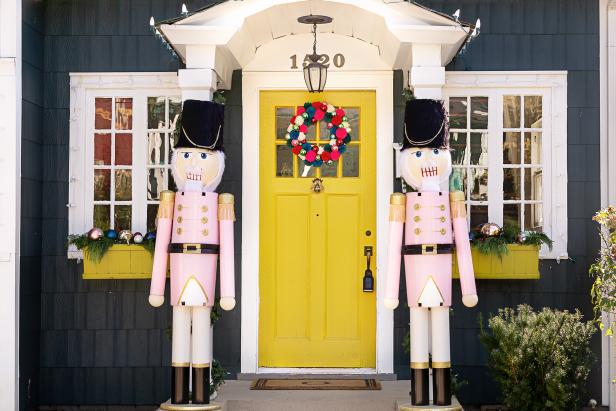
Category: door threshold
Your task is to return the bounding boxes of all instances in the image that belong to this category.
[237,368,397,381]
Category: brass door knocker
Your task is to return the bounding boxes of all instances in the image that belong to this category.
[311,178,324,193]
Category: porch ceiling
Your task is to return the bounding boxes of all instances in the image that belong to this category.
[156,0,473,82]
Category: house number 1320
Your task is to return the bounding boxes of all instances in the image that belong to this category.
[290,54,346,69]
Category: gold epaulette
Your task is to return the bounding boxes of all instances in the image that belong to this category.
[389,193,406,222]
[157,190,175,219]
[218,193,236,221]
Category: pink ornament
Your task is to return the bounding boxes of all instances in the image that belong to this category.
[314,110,325,121]
[291,139,299,146]
[335,128,347,139]
[305,150,317,162]
[336,109,345,117]
[332,145,339,151]
[330,151,341,161]
[327,123,333,128]
[297,107,306,115]
[299,125,308,133]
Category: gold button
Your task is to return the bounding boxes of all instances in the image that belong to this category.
[414,228,421,235]
[440,205,446,211]
[414,216,420,222]
[440,228,446,235]
[201,217,208,224]
[440,216,446,223]
[177,216,183,224]
[177,204,183,211]
[176,228,182,235]
[202,206,208,212]
[202,229,209,236]
[413,204,420,210]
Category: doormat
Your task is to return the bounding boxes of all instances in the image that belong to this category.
[250,378,382,390]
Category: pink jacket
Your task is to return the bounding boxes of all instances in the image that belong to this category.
[385,191,476,308]
[149,191,235,306]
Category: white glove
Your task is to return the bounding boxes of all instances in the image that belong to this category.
[220,297,236,311]
[462,294,478,308]
[384,298,399,310]
[149,295,164,307]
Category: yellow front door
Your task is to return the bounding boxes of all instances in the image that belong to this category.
[259,90,376,368]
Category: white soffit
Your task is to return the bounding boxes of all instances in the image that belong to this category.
[158,0,472,73]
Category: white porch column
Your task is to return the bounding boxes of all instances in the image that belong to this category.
[178,68,217,102]
[409,44,446,99]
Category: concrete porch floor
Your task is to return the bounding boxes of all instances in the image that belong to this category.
[216,380,419,411]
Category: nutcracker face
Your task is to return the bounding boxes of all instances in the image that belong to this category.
[171,148,225,192]
[400,147,452,191]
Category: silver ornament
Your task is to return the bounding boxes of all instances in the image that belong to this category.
[118,230,133,244]
[133,232,144,244]
[480,223,502,237]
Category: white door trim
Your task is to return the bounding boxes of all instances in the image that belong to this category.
[240,70,394,374]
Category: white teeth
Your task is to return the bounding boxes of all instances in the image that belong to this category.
[421,167,438,177]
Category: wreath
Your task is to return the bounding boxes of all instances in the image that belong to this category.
[285,102,352,170]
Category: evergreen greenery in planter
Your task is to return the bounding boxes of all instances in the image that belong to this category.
[479,305,595,411]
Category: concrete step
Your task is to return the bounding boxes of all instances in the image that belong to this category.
[217,380,413,411]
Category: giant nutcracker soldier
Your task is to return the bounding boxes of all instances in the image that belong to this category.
[149,100,235,408]
[384,99,478,408]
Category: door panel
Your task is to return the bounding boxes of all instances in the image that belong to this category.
[259,90,376,368]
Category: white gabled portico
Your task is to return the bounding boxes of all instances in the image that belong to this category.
[156,0,473,376]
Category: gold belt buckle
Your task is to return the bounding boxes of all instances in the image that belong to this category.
[182,243,201,254]
[422,244,437,255]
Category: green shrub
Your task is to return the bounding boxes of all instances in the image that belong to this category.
[479,305,595,411]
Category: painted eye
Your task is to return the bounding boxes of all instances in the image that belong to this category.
[183,152,190,159]
[415,151,422,158]
[200,153,208,159]
[433,149,440,155]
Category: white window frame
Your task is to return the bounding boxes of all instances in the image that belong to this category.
[68,72,180,258]
[444,71,568,260]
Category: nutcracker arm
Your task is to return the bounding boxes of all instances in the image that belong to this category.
[384,193,406,309]
[149,190,174,299]
[450,191,477,304]
[218,193,236,310]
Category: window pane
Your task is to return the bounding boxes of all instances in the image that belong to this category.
[93,204,110,230]
[345,108,360,141]
[524,168,542,201]
[525,203,543,231]
[115,98,133,130]
[115,169,132,201]
[449,97,467,129]
[470,132,488,166]
[450,167,466,193]
[503,168,521,200]
[299,164,316,178]
[114,205,132,231]
[470,97,488,129]
[148,131,165,165]
[450,132,467,165]
[342,145,359,177]
[524,132,542,165]
[148,168,165,200]
[94,133,111,165]
[276,107,294,140]
[115,133,132,165]
[148,96,166,129]
[503,203,521,229]
[169,97,182,131]
[470,205,488,228]
[94,169,110,201]
[524,96,542,128]
[276,145,293,177]
[147,204,158,232]
[95,98,112,129]
[319,120,329,141]
[503,132,521,164]
[469,168,488,201]
[321,162,338,177]
[503,95,521,128]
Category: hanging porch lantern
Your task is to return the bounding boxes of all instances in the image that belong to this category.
[298,15,333,93]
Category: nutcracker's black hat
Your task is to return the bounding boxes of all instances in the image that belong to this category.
[402,99,449,150]
[174,99,225,151]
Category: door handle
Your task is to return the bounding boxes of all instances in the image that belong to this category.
[363,246,374,293]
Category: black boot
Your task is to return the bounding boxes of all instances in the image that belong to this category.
[192,365,211,404]
[433,367,452,406]
[171,366,189,404]
[411,368,429,406]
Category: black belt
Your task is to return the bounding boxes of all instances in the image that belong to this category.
[168,243,220,254]
[402,244,454,255]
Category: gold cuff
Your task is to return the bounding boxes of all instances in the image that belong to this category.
[218,203,236,221]
[449,191,465,202]
[171,362,190,367]
[431,361,451,369]
[410,362,429,369]
[389,204,406,222]
[192,362,210,369]
[449,191,466,219]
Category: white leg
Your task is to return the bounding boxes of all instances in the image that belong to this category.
[430,306,451,367]
[172,306,192,366]
[410,307,430,368]
[192,306,212,367]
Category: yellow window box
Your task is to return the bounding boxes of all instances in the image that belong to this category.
[82,244,163,280]
[453,244,540,280]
